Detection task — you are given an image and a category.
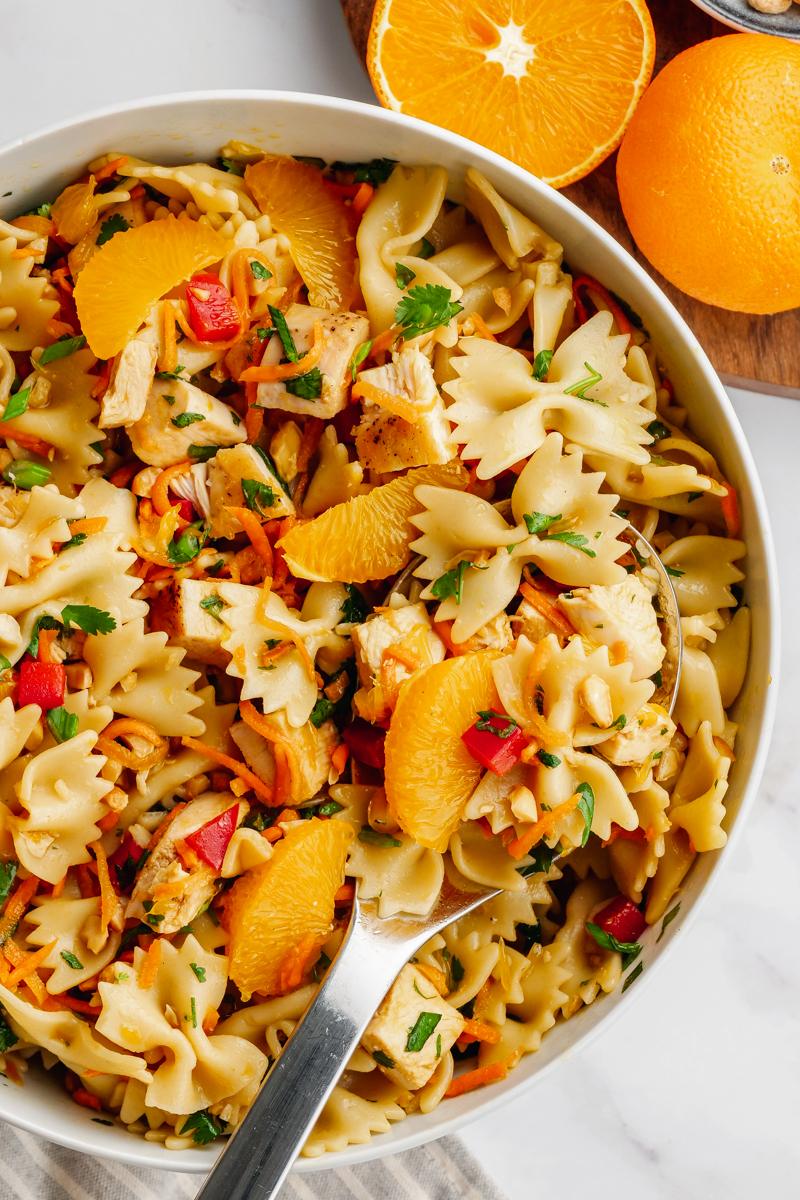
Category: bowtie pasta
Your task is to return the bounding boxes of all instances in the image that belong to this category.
[0,149,749,1155]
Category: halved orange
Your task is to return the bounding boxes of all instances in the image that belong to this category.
[226,817,354,1000]
[367,0,655,189]
[384,650,501,852]
[278,460,468,583]
[73,215,227,360]
[245,156,357,310]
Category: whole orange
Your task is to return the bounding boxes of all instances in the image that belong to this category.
[617,34,800,314]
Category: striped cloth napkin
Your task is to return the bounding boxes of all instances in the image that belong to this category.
[0,1126,509,1200]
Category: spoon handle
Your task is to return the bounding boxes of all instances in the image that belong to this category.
[195,907,404,1200]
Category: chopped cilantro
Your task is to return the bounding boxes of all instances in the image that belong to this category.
[358,825,402,848]
[190,962,206,982]
[38,335,87,366]
[217,157,244,176]
[26,614,62,658]
[188,444,221,462]
[181,1110,224,1145]
[536,750,561,769]
[532,350,553,381]
[405,1012,441,1052]
[436,1033,442,1058]
[575,781,595,848]
[608,291,647,333]
[309,695,336,727]
[96,213,129,246]
[586,921,642,969]
[312,950,332,982]
[647,420,671,441]
[60,950,83,970]
[372,1049,395,1069]
[524,510,561,535]
[394,284,463,341]
[475,710,518,739]
[332,158,396,185]
[189,998,197,1028]
[285,367,323,400]
[665,565,685,578]
[340,583,368,624]
[267,305,300,362]
[317,800,343,817]
[253,445,292,497]
[46,707,79,745]
[621,962,644,992]
[60,532,87,552]
[0,862,18,907]
[0,1017,19,1053]
[92,1119,114,1126]
[200,594,225,623]
[515,841,561,877]
[419,236,435,259]
[168,521,207,565]
[171,412,205,428]
[241,477,275,514]
[543,530,596,557]
[61,604,116,635]
[656,903,680,943]
[250,260,271,281]
[155,364,186,381]
[348,340,372,382]
[430,559,470,605]
[395,262,416,289]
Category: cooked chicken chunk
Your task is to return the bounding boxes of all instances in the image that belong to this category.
[598,703,676,767]
[230,711,340,803]
[129,378,246,468]
[207,443,295,539]
[255,305,370,419]
[469,612,513,652]
[98,340,158,428]
[149,578,258,667]
[558,576,664,681]
[351,602,445,689]
[354,347,455,473]
[511,597,563,643]
[126,793,246,935]
[361,964,464,1091]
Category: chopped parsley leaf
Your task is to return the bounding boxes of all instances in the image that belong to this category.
[430,559,470,605]
[536,750,561,769]
[60,950,83,970]
[190,962,206,982]
[575,781,595,848]
[656,903,680,943]
[285,367,323,400]
[586,921,642,969]
[621,961,644,992]
[171,411,205,428]
[46,707,80,745]
[395,262,416,289]
[341,583,368,624]
[61,604,116,635]
[96,213,129,246]
[372,1049,395,1069]
[405,1012,441,1052]
[524,511,561,535]
[348,340,372,382]
[394,284,462,341]
[532,350,553,381]
[200,594,225,623]
[181,1110,224,1145]
[358,825,402,848]
[543,530,596,557]
[332,158,396,185]
[241,477,275,514]
[250,260,272,281]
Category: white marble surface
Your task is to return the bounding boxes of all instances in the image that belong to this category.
[1,4,798,1196]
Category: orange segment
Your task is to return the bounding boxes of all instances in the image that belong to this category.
[367,0,655,189]
[74,216,228,360]
[226,817,353,1000]
[244,156,357,310]
[278,461,468,583]
[385,650,501,852]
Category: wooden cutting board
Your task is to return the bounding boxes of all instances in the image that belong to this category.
[340,0,800,396]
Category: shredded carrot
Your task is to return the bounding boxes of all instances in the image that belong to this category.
[431,619,477,658]
[88,842,116,941]
[180,736,274,802]
[245,404,264,442]
[331,743,349,776]
[519,581,574,641]
[225,506,274,574]
[77,865,97,899]
[473,978,493,1021]
[203,1009,220,1034]
[1,939,52,1008]
[56,994,100,1016]
[602,823,647,848]
[3,1059,22,1086]
[51,875,66,899]
[95,155,129,183]
[0,874,38,927]
[96,811,119,834]
[383,643,424,674]
[5,941,57,989]
[367,327,396,358]
[573,275,631,336]
[720,480,741,538]
[444,1052,519,1098]
[415,964,448,996]
[240,320,327,383]
[263,826,284,843]
[352,182,374,220]
[258,617,315,684]
[160,299,177,374]
[96,719,168,770]
[109,461,140,488]
[146,801,188,854]
[239,700,297,804]
[51,267,73,294]
[469,312,497,342]
[173,837,202,872]
[507,792,582,860]
[609,641,628,666]
[0,428,53,456]
[46,318,75,340]
[334,883,354,904]
[138,938,163,990]
[72,1087,102,1111]
[352,378,436,424]
[63,517,107,536]
[151,460,192,518]
[231,247,276,322]
[10,246,40,260]
[296,417,325,475]
[37,627,59,664]
[278,932,318,993]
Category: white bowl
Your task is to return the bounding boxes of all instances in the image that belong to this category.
[0,91,779,1173]
[689,0,800,39]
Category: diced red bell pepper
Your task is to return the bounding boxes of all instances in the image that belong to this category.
[168,490,194,523]
[342,719,386,770]
[186,272,241,342]
[461,713,527,776]
[185,804,239,871]
[594,896,646,944]
[72,1088,102,1112]
[18,660,65,710]
[108,830,150,893]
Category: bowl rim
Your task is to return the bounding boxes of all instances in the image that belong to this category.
[687,0,800,38]
[0,87,781,1174]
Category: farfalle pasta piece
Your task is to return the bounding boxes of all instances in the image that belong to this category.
[0,698,41,771]
[0,981,151,1082]
[24,895,122,992]
[216,984,317,1058]
[659,535,746,617]
[356,164,452,333]
[3,349,104,494]
[459,264,536,335]
[0,486,81,586]
[530,259,573,356]
[5,731,113,883]
[219,584,346,728]
[608,780,671,904]
[673,645,726,738]
[302,1085,405,1158]
[303,427,368,518]
[116,154,260,218]
[77,476,139,551]
[669,721,730,852]
[480,941,571,1065]
[707,607,751,708]
[552,876,622,1016]
[96,935,268,1115]
[443,313,653,479]
[464,168,562,270]
[84,617,204,737]
[346,831,444,918]
[584,448,727,509]
[450,820,531,891]
[0,234,60,351]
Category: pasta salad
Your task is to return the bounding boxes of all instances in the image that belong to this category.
[0,147,750,1155]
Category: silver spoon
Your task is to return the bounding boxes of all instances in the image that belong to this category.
[195,529,682,1200]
